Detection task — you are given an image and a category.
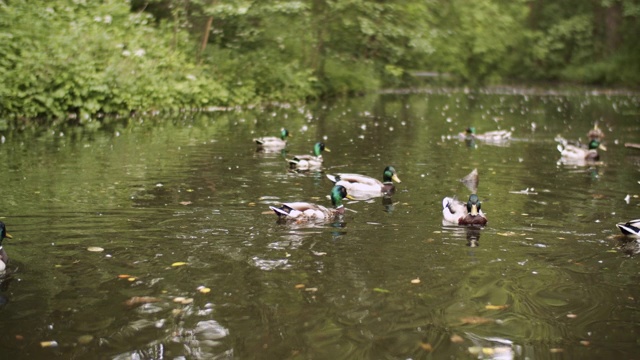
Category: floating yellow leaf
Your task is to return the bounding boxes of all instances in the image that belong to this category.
[171,262,188,267]
[550,348,564,353]
[460,316,494,325]
[295,284,306,289]
[419,342,433,351]
[77,335,94,344]
[173,297,193,305]
[179,201,192,206]
[566,313,577,318]
[450,334,464,343]
[497,232,516,237]
[248,202,256,207]
[305,287,318,292]
[198,287,211,294]
[87,246,104,252]
[580,340,590,346]
[40,341,58,348]
[127,277,137,282]
[373,288,390,293]
[124,296,160,307]
[411,278,421,284]
[485,304,509,310]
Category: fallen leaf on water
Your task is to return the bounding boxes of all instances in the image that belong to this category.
[450,334,464,343]
[373,288,390,293]
[77,335,94,344]
[566,313,577,318]
[179,201,192,206]
[87,246,104,252]
[40,341,58,348]
[127,277,137,282]
[485,304,509,310]
[460,316,494,325]
[419,342,433,351]
[173,297,193,305]
[411,278,421,284]
[248,202,256,207]
[294,284,306,289]
[124,296,161,307]
[550,348,564,353]
[118,274,133,279]
[305,287,318,292]
[171,262,188,267]
[198,286,211,294]
[580,340,590,346]
[497,232,517,237]
[15,335,24,341]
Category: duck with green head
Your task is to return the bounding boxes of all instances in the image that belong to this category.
[442,194,488,226]
[269,185,354,223]
[460,127,512,141]
[287,142,330,170]
[254,128,290,151]
[326,166,401,199]
[557,138,605,162]
[0,222,13,271]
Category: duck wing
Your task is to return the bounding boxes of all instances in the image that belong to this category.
[442,197,466,224]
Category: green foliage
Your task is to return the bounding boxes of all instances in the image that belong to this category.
[0,0,228,120]
[1,0,639,121]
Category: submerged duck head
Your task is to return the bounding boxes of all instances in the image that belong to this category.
[466,194,482,216]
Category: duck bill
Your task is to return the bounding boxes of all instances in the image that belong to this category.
[346,194,356,200]
[598,144,607,151]
[392,174,401,183]
[470,204,479,216]
[324,147,331,152]
[5,232,12,239]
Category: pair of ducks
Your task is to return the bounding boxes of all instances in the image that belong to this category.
[557,124,607,161]
[253,129,329,170]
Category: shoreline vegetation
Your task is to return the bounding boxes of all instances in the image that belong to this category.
[1,1,638,123]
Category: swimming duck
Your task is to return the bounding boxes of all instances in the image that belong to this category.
[587,123,605,141]
[254,128,290,151]
[616,219,640,237]
[0,222,13,271]
[460,127,512,141]
[269,185,353,222]
[557,138,604,161]
[287,142,330,170]
[442,194,488,226]
[326,166,401,198]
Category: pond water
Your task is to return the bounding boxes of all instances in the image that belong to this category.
[1,87,639,359]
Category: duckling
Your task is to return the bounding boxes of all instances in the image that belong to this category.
[326,166,401,198]
[0,222,13,271]
[269,185,353,223]
[442,194,488,226]
[254,128,290,151]
[616,219,640,237]
[557,138,604,162]
[460,127,512,141]
[287,142,330,170]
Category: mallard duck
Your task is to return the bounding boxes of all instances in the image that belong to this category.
[442,194,488,226]
[326,166,401,198]
[287,142,330,170]
[557,138,604,161]
[0,222,13,271]
[616,219,640,237]
[587,123,605,141]
[269,185,353,222]
[254,128,290,151]
[460,127,512,141]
